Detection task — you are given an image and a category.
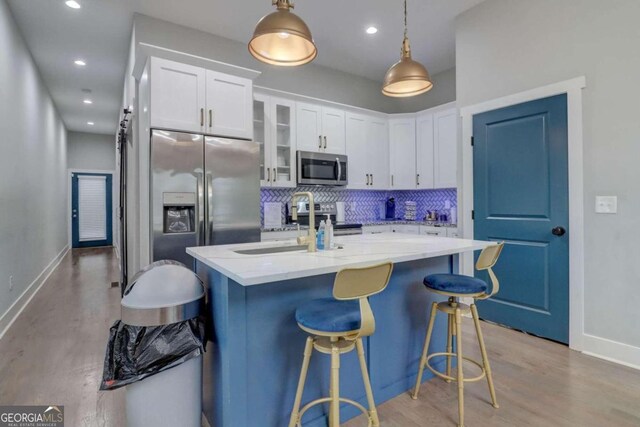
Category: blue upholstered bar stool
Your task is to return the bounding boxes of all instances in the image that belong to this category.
[289,262,394,427]
[412,243,504,427]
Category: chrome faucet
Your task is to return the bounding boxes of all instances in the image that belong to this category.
[291,192,317,252]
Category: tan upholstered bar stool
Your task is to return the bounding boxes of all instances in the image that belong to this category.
[412,243,504,427]
[289,262,394,427]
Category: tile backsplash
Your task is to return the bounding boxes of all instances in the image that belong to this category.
[261,187,457,225]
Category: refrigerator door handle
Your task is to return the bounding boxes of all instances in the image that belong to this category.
[206,172,214,246]
[196,171,206,247]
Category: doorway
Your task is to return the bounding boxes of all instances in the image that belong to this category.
[71,172,113,248]
[472,94,569,343]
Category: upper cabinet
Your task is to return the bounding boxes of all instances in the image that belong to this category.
[416,112,435,189]
[254,94,296,188]
[389,116,417,190]
[149,57,253,139]
[296,102,346,154]
[205,70,253,140]
[433,108,458,188]
[346,113,389,190]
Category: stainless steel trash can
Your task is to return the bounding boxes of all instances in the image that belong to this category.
[122,260,205,427]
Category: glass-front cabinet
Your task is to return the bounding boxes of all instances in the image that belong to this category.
[254,93,296,187]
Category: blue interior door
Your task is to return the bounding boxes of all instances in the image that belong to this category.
[72,173,113,248]
[473,94,569,343]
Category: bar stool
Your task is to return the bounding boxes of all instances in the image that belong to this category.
[288,262,394,427]
[412,243,504,427]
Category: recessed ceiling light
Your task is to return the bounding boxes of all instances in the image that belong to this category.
[74,59,86,66]
[65,1,81,9]
[83,99,92,104]
[87,121,94,126]
[366,26,378,35]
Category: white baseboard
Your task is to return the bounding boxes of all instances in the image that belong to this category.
[0,245,69,340]
[582,333,640,371]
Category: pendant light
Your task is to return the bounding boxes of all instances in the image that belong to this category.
[382,0,433,97]
[249,0,317,66]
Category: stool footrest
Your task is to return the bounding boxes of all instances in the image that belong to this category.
[297,397,372,427]
[426,352,486,383]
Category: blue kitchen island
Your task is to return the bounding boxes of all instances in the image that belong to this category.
[188,233,489,427]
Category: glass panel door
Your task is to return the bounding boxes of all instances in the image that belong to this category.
[272,97,296,187]
[253,95,269,185]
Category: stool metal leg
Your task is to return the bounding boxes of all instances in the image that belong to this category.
[356,338,380,426]
[412,301,438,399]
[471,304,499,408]
[454,307,464,427]
[289,337,315,427]
[329,342,341,427]
[446,313,453,383]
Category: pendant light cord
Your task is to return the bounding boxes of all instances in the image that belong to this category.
[403,0,408,39]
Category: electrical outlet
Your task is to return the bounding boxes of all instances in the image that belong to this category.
[9,276,14,291]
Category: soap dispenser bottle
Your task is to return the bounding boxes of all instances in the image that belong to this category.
[325,214,334,250]
[317,220,325,250]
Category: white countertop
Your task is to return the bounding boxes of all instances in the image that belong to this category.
[187,233,492,286]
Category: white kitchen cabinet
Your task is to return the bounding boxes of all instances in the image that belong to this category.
[296,102,346,154]
[389,116,417,190]
[205,70,253,139]
[346,113,389,189]
[446,228,460,238]
[362,225,391,234]
[416,111,435,189]
[150,57,206,133]
[391,224,420,234]
[255,94,296,188]
[433,107,458,189]
[419,226,447,237]
[149,57,253,139]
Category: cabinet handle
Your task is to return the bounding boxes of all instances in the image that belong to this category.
[371,174,374,186]
[368,174,371,185]
[324,136,327,149]
[273,168,277,182]
[391,174,394,186]
[267,168,271,182]
[365,174,369,185]
[318,135,322,149]
[200,108,204,127]
[417,174,420,186]
[209,109,213,127]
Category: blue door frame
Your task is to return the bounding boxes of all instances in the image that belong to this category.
[473,94,570,344]
[72,172,113,248]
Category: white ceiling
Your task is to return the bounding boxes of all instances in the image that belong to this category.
[7,0,484,135]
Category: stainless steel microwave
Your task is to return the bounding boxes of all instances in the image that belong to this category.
[297,151,348,186]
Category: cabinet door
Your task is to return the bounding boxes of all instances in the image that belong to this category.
[150,57,205,133]
[389,118,417,189]
[346,113,368,189]
[254,94,271,186]
[270,97,296,187]
[368,117,389,189]
[433,108,458,188]
[296,102,323,152]
[392,224,420,234]
[205,70,253,140]
[419,226,447,237]
[416,112,435,189]
[322,107,346,154]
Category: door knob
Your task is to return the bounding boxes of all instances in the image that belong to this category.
[552,226,566,236]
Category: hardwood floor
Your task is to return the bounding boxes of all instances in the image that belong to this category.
[0,247,125,427]
[1,248,640,427]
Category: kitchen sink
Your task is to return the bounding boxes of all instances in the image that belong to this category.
[234,245,308,255]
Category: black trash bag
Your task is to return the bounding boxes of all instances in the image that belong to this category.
[100,317,206,391]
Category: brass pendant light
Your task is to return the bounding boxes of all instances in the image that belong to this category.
[249,0,317,66]
[382,0,433,97]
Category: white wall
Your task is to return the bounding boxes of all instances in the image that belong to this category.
[0,1,68,327]
[67,131,116,171]
[456,0,640,364]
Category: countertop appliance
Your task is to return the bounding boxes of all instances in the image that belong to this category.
[150,130,260,268]
[297,151,348,186]
[293,201,362,235]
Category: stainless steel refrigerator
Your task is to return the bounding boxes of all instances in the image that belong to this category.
[150,130,260,267]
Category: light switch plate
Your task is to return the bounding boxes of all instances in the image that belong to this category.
[595,196,617,214]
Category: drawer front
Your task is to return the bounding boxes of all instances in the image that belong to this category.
[419,226,446,237]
